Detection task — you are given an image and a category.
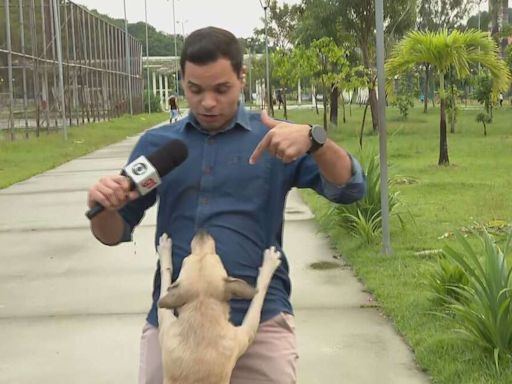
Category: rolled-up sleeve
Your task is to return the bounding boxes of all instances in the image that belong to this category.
[290,152,366,205]
[321,153,366,204]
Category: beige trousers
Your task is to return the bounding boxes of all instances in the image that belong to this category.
[138,312,298,384]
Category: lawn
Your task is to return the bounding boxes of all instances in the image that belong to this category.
[273,102,512,384]
[0,113,168,189]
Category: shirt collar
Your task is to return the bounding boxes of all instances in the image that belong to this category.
[182,103,252,134]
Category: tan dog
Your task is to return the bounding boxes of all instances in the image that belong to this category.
[156,231,281,384]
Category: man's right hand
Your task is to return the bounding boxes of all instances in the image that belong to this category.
[87,175,139,213]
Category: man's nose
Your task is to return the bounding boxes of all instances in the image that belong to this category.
[201,92,216,110]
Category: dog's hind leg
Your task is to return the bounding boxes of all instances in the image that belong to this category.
[236,246,281,355]
[157,233,176,330]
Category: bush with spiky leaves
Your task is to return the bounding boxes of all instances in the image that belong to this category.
[321,151,405,244]
[437,228,512,373]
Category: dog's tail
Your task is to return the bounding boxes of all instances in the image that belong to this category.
[191,229,216,255]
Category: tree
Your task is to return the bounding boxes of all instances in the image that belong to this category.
[417,0,476,32]
[416,0,475,113]
[295,38,349,130]
[272,48,298,120]
[474,71,495,117]
[488,0,510,57]
[476,112,492,136]
[253,0,301,50]
[386,29,510,165]
[321,0,416,132]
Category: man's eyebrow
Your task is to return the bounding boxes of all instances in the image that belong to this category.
[186,80,232,88]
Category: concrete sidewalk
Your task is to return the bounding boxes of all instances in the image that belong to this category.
[0,125,431,383]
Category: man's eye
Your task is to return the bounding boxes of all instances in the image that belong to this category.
[216,86,230,94]
[189,86,202,94]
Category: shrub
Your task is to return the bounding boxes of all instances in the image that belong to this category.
[144,92,162,113]
[438,228,512,372]
[321,151,405,244]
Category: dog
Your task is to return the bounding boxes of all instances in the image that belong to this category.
[156,231,282,384]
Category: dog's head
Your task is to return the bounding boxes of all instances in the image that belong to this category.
[158,231,257,309]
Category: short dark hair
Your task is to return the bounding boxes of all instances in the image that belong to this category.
[180,27,243,77]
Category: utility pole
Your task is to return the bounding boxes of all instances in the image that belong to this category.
[123,0,133,115]
[375,0,392,255]
[144,0,151,114]
[52,0,67,139]
[259,0,271,113]
[172,0,178,97]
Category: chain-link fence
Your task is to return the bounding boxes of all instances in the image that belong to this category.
[0,0,144,139]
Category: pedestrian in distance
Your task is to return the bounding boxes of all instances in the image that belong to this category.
[168,95,181,123]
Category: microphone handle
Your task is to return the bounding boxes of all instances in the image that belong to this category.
[86,171,131,220]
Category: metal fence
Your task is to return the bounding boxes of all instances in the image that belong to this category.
[0,0,144,139]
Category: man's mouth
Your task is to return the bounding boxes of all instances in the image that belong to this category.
[200,114,219,121]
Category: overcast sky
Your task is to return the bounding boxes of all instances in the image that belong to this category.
[72,0,300,38]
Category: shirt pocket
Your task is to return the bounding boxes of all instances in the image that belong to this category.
[218,152,271,205]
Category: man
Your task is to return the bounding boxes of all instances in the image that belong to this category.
[87,27,366,384]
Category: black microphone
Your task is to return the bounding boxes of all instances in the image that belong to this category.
[86,139,188,220]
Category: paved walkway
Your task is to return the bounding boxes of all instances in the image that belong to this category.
[0,123,431,383]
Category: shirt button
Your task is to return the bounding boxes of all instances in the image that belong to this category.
[203,166,212,175]
[200,197,208,205]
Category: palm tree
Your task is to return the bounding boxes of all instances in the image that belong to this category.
[386,29,510,165]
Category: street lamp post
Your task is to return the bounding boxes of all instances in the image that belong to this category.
[375,0,392,256]
[259,0,271,113]
[52,0,67,139]
[144,0,151,114]
[177,19,188,37]
[123,0,133,115]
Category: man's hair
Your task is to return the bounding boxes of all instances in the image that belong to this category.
[180,27,243,77]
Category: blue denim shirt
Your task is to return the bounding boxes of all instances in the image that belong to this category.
[119,105,366,327]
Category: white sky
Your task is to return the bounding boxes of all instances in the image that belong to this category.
[72,0,301,38]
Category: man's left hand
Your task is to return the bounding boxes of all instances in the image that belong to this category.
[249,110,311,164]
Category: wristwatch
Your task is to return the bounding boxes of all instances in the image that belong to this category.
[307,125,327,154]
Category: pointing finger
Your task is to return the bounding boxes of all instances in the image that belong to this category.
[260,109,279,130]
[249,132,272,164]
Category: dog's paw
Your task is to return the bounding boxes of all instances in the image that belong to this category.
[157,233,172,255]
[263,246,281,271]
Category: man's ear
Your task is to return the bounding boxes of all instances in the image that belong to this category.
[158,282,187,309]
[224,277,256,300]
[240,65,247,87]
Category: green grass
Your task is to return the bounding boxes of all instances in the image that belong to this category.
[0,113,168,189]
[273,103,512,383]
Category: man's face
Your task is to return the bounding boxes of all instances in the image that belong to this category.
[182,58,244,132]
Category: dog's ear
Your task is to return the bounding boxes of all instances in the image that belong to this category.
[158,282,187,309]
[224,277,257,300]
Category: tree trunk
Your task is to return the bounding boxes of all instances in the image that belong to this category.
[483,122,487,136]
[283,93,288,120]
[423,64,429,113]
[368,86,379,133]
[341,93,346,123]
[449,71,456,134]
[359,40,379,132]
[329,85,338,129]
[359,100,370,149]
[489,0,500,38]
[269,83,275,117]
[438,75,449,165]
[500,0,509,58]
[323,82,328,130]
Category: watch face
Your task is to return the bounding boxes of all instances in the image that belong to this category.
[312,125,327,144]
